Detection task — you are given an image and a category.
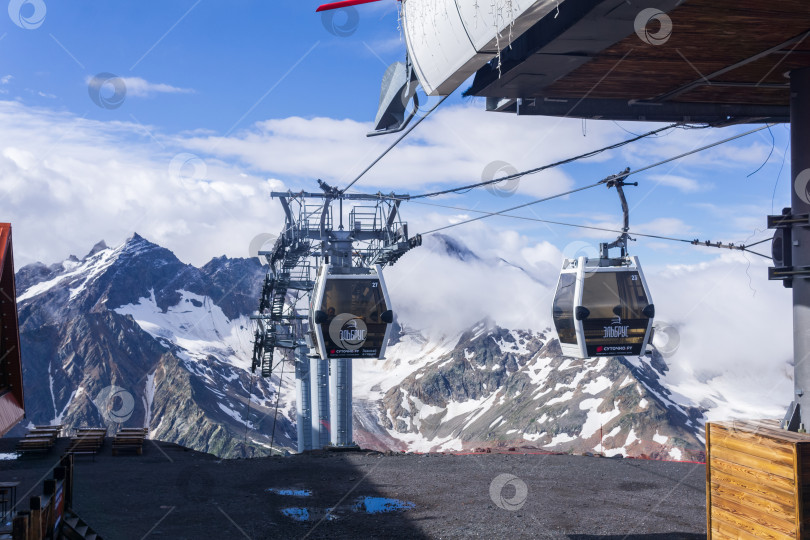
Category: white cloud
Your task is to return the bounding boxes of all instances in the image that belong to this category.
[620,123,778,172]
[647,173,707,193]
[1,75,12,85]
[650,253,792,419]
[568,217,695,241]
[0,101,282,267]
[85,76,194,98]
[177,103,628,196]
[0,99,783,276]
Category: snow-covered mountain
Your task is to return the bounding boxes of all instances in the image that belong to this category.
[353,321,704,460]
[15,234,295,457]
[13,232,764,460]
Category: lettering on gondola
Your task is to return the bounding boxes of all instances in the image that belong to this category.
[328,313,368,351]
[603,325,630,338]
[340,327,366,342]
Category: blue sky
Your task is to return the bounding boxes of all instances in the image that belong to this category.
[1,1,411,130]
[0,0,792,273]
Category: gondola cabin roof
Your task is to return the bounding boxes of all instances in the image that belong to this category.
[440,0,810,124]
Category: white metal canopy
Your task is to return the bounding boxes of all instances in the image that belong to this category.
[402,0,562,95]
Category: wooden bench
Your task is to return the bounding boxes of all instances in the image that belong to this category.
[25,430,57,441]
[33,424,63,433]
[15,437,55,453]
[112,428,147,456]
[15,425,63,453]
[67,429,106,456]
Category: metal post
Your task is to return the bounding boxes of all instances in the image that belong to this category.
[791,67,810,429]
[327,228,357,448]
[329,358,353,447]
[294,345,312,453]
[310,356,330,448]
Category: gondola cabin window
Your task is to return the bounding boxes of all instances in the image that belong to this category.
[552,273,577,345]
[580,270,652,357]
[320,279,388,323]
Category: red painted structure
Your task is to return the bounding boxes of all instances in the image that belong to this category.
[0,223,24,436]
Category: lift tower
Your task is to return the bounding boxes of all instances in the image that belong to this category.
[252,183,420,452]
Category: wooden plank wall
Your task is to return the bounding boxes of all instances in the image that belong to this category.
[707,420,810,539]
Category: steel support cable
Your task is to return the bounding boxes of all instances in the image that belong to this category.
[622,124,772,179]
[352,122,764,203]
[343,95,450,192]
[413,199,773,257]
[345,122,685,202]
[268,96,450,246]
[417,124,772,236]
[401,122,685,200]
[421,181,607,235]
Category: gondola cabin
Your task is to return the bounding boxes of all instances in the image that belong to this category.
[309,264,393,360]
[552,255,654,359]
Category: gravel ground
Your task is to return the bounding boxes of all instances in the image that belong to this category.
[0,438,706,539]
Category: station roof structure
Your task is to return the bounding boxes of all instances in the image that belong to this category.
[460,0,810,124]
[0,223,24,436]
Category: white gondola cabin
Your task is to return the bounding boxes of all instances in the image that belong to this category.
[552,255,655,358]
[309,264,393,360]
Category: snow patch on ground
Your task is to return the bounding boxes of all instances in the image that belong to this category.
[143,371,156,431]
[545,391,575,406]
[218,402,254,429]
[579,398,620,439]
[582,376,612,395]
[114,289,254,372]
[625,428,638,447]
[547,432,576,446]
[524,431,546,442]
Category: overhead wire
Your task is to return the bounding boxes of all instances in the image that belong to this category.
[413,199,772,259]
[747,124,775,178]
[367,122,689,201]
[420,180,607,235]
[415,124,773,237]
[343,95,450,192]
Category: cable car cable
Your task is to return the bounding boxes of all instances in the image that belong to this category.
[402,122,688,200]
[414,199,772,258]
[415,124,772,236]
[343,95,449,192]
[621,124,772,179]
[420,180,607,235]
[349,122,686,202]
[351,123,765,203]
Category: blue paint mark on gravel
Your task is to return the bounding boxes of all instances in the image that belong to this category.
[267,488,312,497]
[281,508,310,521]
[353,496,415,514]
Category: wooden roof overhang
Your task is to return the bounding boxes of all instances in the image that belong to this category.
[465,0,810,125]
